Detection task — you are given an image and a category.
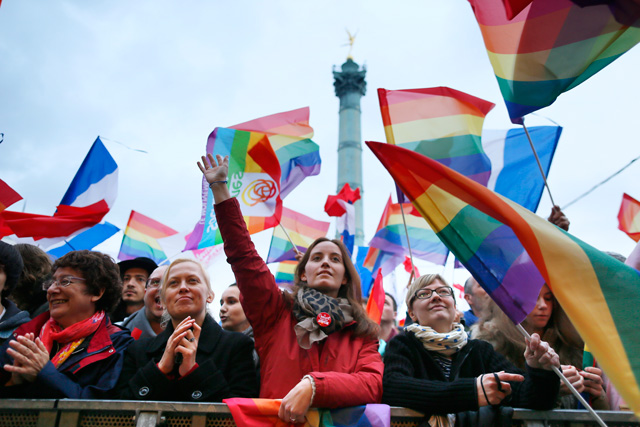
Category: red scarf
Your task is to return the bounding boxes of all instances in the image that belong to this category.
[39,311,105,368]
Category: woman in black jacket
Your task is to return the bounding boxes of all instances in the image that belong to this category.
[383,274,560,424]
[115,258,258,402]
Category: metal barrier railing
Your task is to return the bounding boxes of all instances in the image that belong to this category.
[0,400,637,427]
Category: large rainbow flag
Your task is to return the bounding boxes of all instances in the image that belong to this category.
[378,87,495,186]
[266,207,330,263]
[118,210,177,263]
[369,201,449,266]
[224,398,390,427]
[618,193,640,242]
[231,107,321,199]
[469,0,640,123]
[367,140,640,416]
[185,128,282,250]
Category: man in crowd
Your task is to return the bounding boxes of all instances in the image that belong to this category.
[119,265,166,339]
[463,276,490,328]
[110,257,157,322]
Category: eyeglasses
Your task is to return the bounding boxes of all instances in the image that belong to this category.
[146,278,162,289]
[42,276,86,290]
[414,286,453,301]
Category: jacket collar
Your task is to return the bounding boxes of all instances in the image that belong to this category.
[407,330,474,381]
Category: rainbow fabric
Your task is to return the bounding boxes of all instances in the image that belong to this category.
[231,107,321,199]
[186,128,282,250]
[365,269,385,324]
[274,260,297,289]
[118,210,178,263]
[224,398,390,427]
[363,197,405,276]
[367,140,640,416]
[267,207,330,263]
[378,87,495,186]
[369,201,449,266]
[469,0,640,123]
[618,193,640,242]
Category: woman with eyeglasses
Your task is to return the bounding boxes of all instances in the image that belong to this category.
[0,250,132,399]
[382,274,561,424]
[199,154,382,424]
[115,258,258,402]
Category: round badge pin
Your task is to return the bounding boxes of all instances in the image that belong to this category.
[316,312,332,328]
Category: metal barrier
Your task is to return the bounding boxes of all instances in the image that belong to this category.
[0,400,637,427]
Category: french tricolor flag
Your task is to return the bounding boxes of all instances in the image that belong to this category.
[1,137,118,241]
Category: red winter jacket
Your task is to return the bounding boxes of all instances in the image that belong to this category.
[216,198,383,408]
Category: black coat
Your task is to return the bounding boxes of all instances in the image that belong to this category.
[115,314,258,402]
[382,332,559,416]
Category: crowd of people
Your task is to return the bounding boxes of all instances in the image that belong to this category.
[0,153,633,424]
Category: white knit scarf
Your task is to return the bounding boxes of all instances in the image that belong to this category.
[406,322,468,356]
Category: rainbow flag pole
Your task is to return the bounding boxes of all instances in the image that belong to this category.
[515,324,607,427]
[277,221,302,258]
[397,202,416,286]
[521,122,556,207]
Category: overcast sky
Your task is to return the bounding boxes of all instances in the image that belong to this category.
[2,1,639,314]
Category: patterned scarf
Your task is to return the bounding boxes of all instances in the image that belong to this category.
[39,311,105,368]
[406,322,468,357]
[292,287,353,349]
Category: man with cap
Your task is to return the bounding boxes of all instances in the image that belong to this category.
[0,242,30,344]
[119,265,167,340]
[110,257,157,323]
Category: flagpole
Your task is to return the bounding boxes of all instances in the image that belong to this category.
[562,153,640,210]
[278,222,302,258]
[521,121,556,207]
[515,324,608,427]
[398,202,416,287]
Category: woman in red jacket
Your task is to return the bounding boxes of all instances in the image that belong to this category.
[198,153,383,424]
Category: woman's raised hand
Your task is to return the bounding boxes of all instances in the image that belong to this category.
[198,154,229,185]
[524,333,560,370]
[476,371,524,406]
[197,154,231,204]
[157,317,198,375]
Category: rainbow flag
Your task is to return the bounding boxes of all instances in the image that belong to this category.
[367,140,640,416]
[223,398,390,427]
[366,269,385,324]
[0,179,22,213]
[363,197,405,276]
[369,201,449,266]
[231,107,321,199]
[378,87,495,186]
[469,0,640,123]
[618,193,640,242]
[118,210,178,263]
[186,128,282,250]
[274,260,297,289]
[266,207,330,263]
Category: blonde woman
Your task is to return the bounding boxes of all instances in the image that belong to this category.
[116,258,258,401]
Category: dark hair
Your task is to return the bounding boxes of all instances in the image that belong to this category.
[384,292,397,312]
[0,242,24,301]
[52,250,122,313]
[10,244,51,313]
[288,237,379,339]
